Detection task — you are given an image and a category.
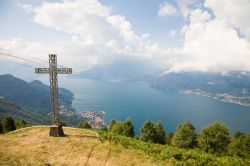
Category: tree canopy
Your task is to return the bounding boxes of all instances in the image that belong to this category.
[140,120,166,144]
[198,122,230,153]
[3,116,16,132]
[172,122,197,149]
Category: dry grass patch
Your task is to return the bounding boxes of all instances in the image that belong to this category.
[0,126,165,166]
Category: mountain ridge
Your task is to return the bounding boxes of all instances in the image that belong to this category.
[0,74,74,114]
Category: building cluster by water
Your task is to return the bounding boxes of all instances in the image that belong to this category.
[78,111,105,129]
[58,105,106,129]
[180,89,250,107]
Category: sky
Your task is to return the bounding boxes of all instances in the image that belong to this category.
[0,0,250,79]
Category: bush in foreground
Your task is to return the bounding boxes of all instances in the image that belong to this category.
[77,122,91,129]
[98,131,250,165]
[228,134,250,157]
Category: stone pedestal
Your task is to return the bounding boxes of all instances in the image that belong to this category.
[49,125,65,137]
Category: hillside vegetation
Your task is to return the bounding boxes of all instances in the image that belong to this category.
[0,126,249,165]
[0,126,163,166]
[0,98,49,124]
[0,74,73,114]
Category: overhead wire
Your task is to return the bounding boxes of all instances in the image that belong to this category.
[0,52,44,65]
[0,51,68,68]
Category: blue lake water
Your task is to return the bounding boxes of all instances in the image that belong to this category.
[50,77,250,134]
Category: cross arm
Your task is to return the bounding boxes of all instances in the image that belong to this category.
[35,68,72,74]
[57,68,72,74]
[35,68,50,74]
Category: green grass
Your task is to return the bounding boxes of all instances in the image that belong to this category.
[99,131,250,166]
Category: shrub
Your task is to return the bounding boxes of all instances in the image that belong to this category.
[228,134,249,157]
[165,132,174,145]
[3,116,16,132]
[98,131,250,165]
[77,122,91,129]
[172,122,197,149]
[16,120,28,129]
[198,122,230,153]
[108,119,117,131]
[111,122,124,134]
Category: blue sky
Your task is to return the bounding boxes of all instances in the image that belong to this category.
[0,0,187,46]
[0,0,250,78]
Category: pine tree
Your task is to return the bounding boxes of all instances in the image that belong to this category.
[123,117,135,137]
[3,116,16,132]
[154,121,166,144]
[140,120,156,143]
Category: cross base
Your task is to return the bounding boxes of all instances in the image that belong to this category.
[49,125,65,137]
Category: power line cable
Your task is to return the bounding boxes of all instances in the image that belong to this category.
[0,52,67,68]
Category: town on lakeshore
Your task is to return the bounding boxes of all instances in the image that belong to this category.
[58,106,106,129]
[180,89,250,107]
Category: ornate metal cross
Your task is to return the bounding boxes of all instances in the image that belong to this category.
[35,54,72,125]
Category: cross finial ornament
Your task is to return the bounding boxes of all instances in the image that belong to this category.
[35,54,72,136]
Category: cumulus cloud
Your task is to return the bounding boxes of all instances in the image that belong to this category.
[2,0,250,75]
[204,0,250,41]
[0,38,100,72]
[0,0,169,75]
[168,8,250,73]
[158,2,177,16]
[30,0,162,61]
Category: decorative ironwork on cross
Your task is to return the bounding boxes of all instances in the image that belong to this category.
[35,54,72,125]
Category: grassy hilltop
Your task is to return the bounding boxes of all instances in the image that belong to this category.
[0,126,163,166]
[0,126,249,166]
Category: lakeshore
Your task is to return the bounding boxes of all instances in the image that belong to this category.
[180,89,250,107]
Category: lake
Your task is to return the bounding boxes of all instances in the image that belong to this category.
[41,77,250,134]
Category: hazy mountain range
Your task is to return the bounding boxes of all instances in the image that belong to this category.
[74,60,250,106]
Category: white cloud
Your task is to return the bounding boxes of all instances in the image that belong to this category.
[31,0,156,59]
[2,0,168,73]
[4,0,250,75]
[168,9,250,73]
[158,2,177,16]
[204,0,250,41]
[177,0,199,19]
[0,38,98,72]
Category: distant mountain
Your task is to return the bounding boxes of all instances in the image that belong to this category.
[0,74,74,114]
[74,57,161,82]
[152,72,250,96]
[0,97,49,124]
[151,72,250,106]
